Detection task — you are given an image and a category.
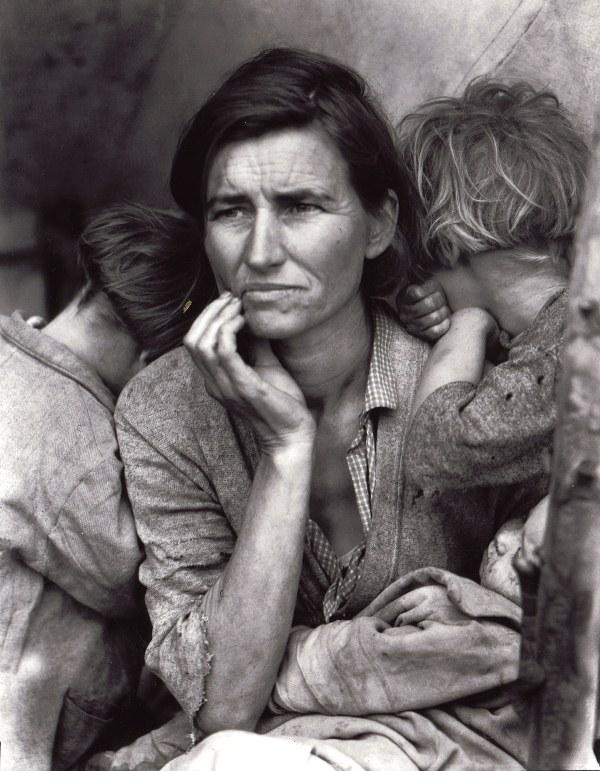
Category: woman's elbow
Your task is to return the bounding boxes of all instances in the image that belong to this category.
[195,701,262,736]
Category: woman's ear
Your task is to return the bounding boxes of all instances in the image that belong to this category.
[365,189,399,260]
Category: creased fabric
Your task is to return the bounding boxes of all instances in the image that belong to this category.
[0,314,144,771]
[270,567,521,717]
[0,314,142,622]
[116,306,549,725]
[261,704,526,771]
[261,569,526,771]
[406,292,566,491]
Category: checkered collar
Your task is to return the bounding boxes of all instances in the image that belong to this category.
[363,305,398,414]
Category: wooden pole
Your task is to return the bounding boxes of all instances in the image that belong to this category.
[525,124,600,769]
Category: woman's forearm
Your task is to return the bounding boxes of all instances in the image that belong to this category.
[196,440,314,735]
[272,575,522,717]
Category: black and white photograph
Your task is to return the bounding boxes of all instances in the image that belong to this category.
[1,2,600,769]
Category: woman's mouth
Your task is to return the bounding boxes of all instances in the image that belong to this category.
[241,284,301,302]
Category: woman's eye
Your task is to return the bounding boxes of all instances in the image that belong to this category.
[287,202,320,215]
[212,207,247,220]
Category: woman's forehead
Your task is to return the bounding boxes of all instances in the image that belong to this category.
[205,125,353,199]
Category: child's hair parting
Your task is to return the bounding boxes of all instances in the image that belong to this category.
[78,202,217,361]
[397,78,589,276]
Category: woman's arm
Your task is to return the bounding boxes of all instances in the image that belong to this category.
[117,396,314,736]
[270,571,522,716]
[118,293,316,735]
[183,294,316,734]
[198,443,313,734]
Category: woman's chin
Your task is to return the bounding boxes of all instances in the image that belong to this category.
[243,310,305,341]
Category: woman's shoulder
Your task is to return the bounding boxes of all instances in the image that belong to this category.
[115,345,220,435]
[374,304,430,376]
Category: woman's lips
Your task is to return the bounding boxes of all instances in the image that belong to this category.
[241,285,301,302]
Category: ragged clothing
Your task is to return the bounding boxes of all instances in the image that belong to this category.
[155,568,526,771]
[87,570,528,771]
[406,291,566,491]
[115,306,547,732]
[261,567,526,770]
[269,567,521,719]
[0,313,144,770]
[307,309,402,621]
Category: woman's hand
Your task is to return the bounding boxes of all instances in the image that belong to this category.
[184,292,315,452]
[396,279,451,341]
[373,585,470,627]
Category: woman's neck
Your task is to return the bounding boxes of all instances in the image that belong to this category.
[272,295,373,414]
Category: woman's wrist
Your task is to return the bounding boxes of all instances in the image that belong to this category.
[262,432,316,463]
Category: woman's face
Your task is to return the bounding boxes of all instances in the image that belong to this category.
[203,125,393,340]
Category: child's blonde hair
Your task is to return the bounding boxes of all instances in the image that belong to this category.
[397,79,589,277]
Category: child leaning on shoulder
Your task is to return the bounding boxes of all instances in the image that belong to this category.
[395,79,588,599]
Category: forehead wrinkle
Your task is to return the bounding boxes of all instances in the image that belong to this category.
[208,130,348,201]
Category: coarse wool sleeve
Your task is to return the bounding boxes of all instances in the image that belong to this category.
[115,348,240,719]
[405,292,567,491]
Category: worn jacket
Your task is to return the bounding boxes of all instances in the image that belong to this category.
[407,291,566,490]
[115,311,547,720]
[0,313,143,770]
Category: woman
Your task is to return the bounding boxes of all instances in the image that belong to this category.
[116,49,537,770]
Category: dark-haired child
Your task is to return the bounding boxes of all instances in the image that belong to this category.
[0,203,215,770]
[396,80,587,581]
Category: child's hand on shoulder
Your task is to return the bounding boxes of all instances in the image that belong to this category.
[396,279,451,341]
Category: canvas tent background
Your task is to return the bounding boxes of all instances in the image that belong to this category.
[3,2,600,765]
[1,0,599,317]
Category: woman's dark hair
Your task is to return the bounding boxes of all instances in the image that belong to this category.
[78,202,217,361]
[170,47,411,295]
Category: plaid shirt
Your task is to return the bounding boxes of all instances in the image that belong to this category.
[305,307,398,621]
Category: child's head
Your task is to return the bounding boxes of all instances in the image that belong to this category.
[479,517,524,603]
[77,203,217,363]
[479,496,550,604]
[398,79,588,279]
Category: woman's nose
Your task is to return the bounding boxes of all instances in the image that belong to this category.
[243,210,285,270]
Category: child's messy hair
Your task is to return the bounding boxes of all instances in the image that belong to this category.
[397,79,589,275]
[78,202,217,361]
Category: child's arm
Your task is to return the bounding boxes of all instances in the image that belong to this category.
[406,295,566,490]
[411,307,498,415]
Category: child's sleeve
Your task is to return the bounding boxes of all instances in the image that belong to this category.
[405,298,566,490]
